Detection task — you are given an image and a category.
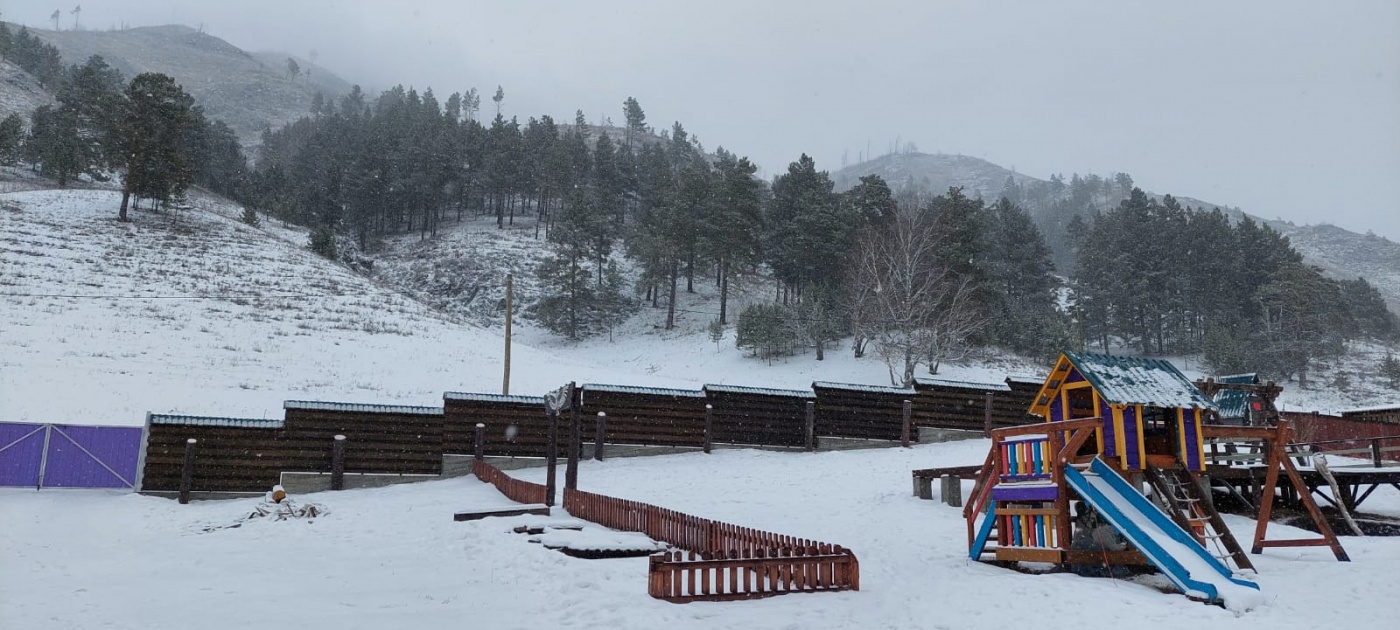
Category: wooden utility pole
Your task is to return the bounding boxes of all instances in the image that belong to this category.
[503,273,513,395]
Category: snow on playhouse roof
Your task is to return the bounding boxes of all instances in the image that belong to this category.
[1063,352,1217,410]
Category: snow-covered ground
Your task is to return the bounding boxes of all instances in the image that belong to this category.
[3,441,1397,629]
[0,188,1041,426]
[4,186,1400,629]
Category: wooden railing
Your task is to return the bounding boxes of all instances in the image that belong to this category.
[1291,436,1400,467]
[564,488,859,602]
[473,459,548,505]
[649,547,858,602]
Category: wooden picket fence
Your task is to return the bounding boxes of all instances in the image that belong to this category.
[473,459,548,505]
[564,488,859,602]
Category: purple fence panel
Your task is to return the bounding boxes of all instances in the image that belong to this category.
[0,423,47,487]
[43,425,143,489]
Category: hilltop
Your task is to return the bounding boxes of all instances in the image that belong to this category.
[832,152,1400,312]
[22,24,353,144]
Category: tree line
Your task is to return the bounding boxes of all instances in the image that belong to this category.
[1070,189,1397,384]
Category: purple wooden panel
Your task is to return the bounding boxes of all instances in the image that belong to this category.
[43,426,143,488]
[1050,396,1064,423]
[1182,409,1202,471]
[992,485,1060,502]
[1099,398,1117,457]
[0,423,46,487]
[1122,406,1141,470]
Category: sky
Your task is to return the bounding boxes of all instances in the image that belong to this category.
[9,1,1400,240]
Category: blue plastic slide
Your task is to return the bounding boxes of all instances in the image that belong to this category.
[1063,458,1260,606]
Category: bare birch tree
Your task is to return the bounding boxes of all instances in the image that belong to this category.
[849,208,985,387]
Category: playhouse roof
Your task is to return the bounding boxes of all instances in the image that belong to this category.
[1061,352,1217,410]
[1211,373,1259,420]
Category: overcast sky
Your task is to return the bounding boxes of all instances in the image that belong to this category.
[11,1,1400,239]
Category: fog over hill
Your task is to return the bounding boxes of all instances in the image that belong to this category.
[25,24,354,144]
[833,152,1400,313]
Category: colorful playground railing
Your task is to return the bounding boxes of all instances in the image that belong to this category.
[964,417,1101,557]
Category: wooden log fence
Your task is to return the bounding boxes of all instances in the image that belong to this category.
[473,459,548,505]
[564,487,859,602]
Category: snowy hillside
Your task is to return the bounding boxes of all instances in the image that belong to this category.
[29,24,353,145]
[0,188,1054,426]
[3,440,1397,629]
[0,189,694,424]
[0,59,53,122]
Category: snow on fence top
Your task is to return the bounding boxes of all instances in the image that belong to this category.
[443,392,545,405]
[580,383,706,398]
[811,381,915,395]
[1338,403,1400,418]
[913,377,1011,392]
[283,400,443,415]
[1005,375,1046,386]
[147,414,284,429]
[703,384,815,398]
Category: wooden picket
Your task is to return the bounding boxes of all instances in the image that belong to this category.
[564,487,859,602]
[473,459,548,505]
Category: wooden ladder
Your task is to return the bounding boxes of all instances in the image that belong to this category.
[1145,465,1254,572]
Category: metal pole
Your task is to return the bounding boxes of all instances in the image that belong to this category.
[179,438,197,504]
[566,402,580,490]
[503,273,513,395]
[35,424,52,490]
[545,412,558,506]
[331,435,346,491]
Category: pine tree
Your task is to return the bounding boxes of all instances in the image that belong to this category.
[0,113,22,165]
[116,73,198,221]
[622,96,647,152]
[705,150,765,324]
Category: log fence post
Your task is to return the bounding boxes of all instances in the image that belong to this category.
[594,412,607,461]
[805,401,815,452]
[178,438,197,504]
[473,423,485,461]
[545,411,558,506]
[901,399,912,447]
[331,434,346,491]
[983,391,995,437]
[703,404,714,454]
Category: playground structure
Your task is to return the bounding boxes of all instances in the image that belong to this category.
[961,352,1349,605]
